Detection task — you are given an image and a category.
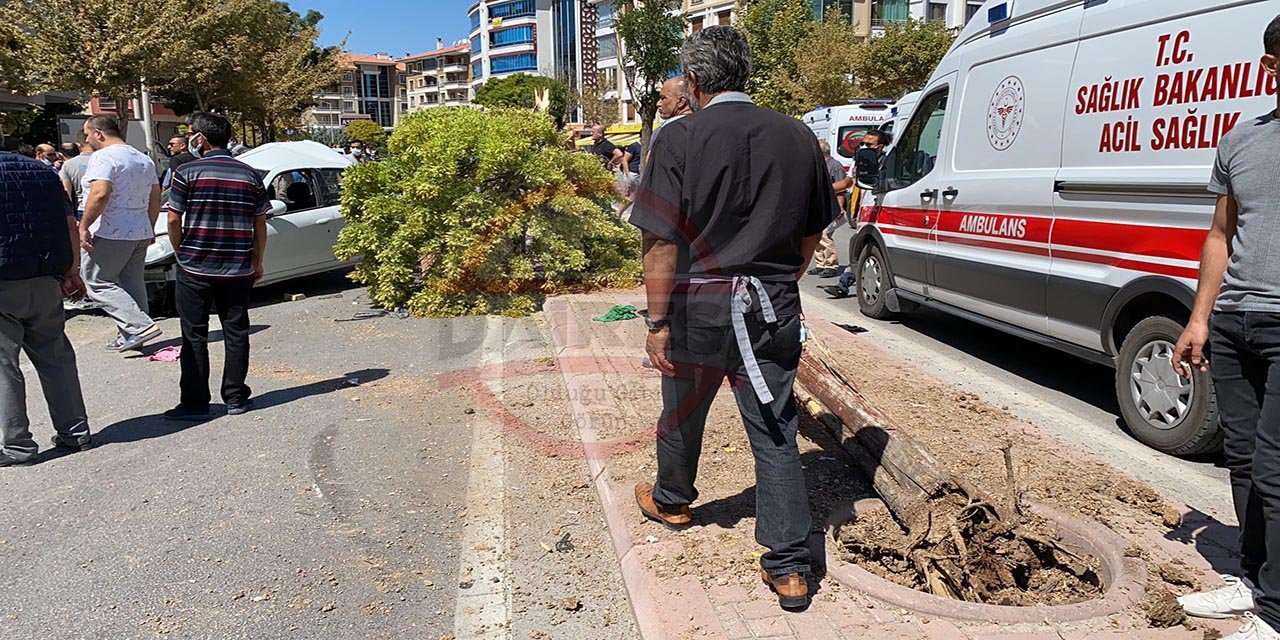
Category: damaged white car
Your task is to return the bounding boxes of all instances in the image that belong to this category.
[145,141,358,311]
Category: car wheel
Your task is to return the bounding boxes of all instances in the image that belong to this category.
[856,244,894,319]
[1114,315,1221,456]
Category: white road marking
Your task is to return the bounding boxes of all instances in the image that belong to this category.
[453,316,511,639]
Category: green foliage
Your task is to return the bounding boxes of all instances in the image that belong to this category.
[852,19,955,99]
[784,10,859,111]
[343,120,387,147]
[473,74,571,126]
[613,1,685,156]
[334,107,641,318]
[3,0,341,140]
[735,0,814,114]
[0,20,31,95]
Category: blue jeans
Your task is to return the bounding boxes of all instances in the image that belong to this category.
[653,314,812,576]
[1211,310,1280,628]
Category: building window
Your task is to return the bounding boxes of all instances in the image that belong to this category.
[473,60,484,79]
[342,101,355,112]
[965,1,983,23]
[398,73,407,85]
[491,25,535,48]
[718,11,730,26]
[490,53,538,74]
[871,0,908,27]
[927,2,946,22]
[341,72,353,83]
[470,9,481,31]
[690,16,703,32]
[98,97,117,110]
[401,102,408,112]
[471,35,481,54]
[489,0,535,21]
[553,0,578,89]
[342,86,353,96]
[597,34,617,60]
[596,1,615,28]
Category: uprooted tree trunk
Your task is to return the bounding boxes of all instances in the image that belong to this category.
[795,336,1102,605]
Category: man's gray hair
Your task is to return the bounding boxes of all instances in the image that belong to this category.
[680,26,751,95]
[818,140,831,155]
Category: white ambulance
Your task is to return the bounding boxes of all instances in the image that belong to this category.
[803,101,895,171]
[846,0,1278,456]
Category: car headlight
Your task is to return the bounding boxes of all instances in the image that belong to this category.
[145,235,175,266]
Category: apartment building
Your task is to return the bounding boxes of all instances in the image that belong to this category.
[403,40,473,113]
[588,0,702,127]
[305,52,407,134]
[469,0,590,123]
[812,0,986,37]
[685,0,734,32]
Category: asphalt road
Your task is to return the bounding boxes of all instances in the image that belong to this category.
[0,272,636,640]
[800,279,1236,526]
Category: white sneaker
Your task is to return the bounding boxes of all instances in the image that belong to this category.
[1180,575,1262,619]
[1225,614,1280,639]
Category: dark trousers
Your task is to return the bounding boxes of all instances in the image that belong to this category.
[652,314,812,577]
[176,269,253,409]
[1212,310,1280,628]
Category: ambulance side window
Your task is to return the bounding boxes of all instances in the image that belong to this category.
[888,89,948,191]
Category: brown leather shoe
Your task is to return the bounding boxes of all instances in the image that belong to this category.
[634,482,692,530]
[761,568,811,610]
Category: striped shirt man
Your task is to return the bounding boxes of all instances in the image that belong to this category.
[167,150,269,278]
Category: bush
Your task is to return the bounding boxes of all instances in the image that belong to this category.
[335,107,641,317]
[343,119,387,148]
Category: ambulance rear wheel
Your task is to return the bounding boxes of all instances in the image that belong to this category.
[856,244,893,319]
[1115,315,1222,456]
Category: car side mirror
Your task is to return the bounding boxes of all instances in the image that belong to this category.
[266,199,287,218]
[870,150,895,194]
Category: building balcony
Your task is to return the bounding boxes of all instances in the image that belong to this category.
[317,91,342,100]
[311,105,341,114]
[441,62,468,74]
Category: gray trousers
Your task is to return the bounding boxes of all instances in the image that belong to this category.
[82,237,154,336]
[0,277,90,458]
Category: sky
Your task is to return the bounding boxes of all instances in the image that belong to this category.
[289,0,476,58]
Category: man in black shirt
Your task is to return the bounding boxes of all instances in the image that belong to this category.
[588,124,622,169]
[629,26,836,611]
[164,136,196,189]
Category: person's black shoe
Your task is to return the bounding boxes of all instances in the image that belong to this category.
[51,434,92,452]
[822,285,850,299]
[226,400,255,416]
[0,452,36,467]
[817,269,840,278]
[164,405,212,421]
[806,267,824,276]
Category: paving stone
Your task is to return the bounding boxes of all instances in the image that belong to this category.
[784,611,841,639]
[708,584,754,606]
[718,612,753,640]
[737,599,790,620]
[744,615,793,638]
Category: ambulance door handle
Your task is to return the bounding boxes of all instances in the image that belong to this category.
[919,188,938,202]
[942,187,959,199]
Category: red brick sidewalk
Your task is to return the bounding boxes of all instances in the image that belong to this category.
[544,292,1241,640]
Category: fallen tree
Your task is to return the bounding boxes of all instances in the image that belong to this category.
[796,336,1102,605]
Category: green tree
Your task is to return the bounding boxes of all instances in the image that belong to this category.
[334,107,640,317]
[473,74,571,127]
[782,9,859,111]
[2,0,178,136]
[851,19,955,99]
[344,120,387,147]
[0,20,31,96]
[613,0,685,162]
[578,83,620,128]
[735,0,813,114]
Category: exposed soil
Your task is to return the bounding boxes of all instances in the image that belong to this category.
[837,499,1103,606]
[801,321,1206,608]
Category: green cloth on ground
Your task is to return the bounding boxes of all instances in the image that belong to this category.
[592,304,639,323]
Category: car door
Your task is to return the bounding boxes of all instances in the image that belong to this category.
[926,5,1085,336]
[311,168,348,268]
[261,169,332,281]
[870,80,953,296]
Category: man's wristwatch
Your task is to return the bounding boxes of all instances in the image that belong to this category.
[645,316,671,333]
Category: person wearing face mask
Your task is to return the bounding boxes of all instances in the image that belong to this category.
[79,116,162,352]
[34,144,59,172]
[163,111,269,420]
[348,140,366,162]
[827,129,891,299]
